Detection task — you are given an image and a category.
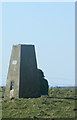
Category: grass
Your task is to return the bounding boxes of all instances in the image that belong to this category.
[1,87,77,118]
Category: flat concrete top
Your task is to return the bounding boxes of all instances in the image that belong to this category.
[13,44,34,47]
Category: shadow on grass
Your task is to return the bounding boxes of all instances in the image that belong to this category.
[48,96,77,100]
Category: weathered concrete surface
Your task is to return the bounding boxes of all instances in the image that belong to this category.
[4,44,41,98]
[19,45,41,98]
[4,45,21,98]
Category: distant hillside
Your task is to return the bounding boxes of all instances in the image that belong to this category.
[50,86,76,89]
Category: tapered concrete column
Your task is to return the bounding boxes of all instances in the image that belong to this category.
[4,44,41,98]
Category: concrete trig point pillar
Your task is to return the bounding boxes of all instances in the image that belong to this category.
[4,44,41,98]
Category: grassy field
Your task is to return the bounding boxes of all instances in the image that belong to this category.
[1,87,77,119]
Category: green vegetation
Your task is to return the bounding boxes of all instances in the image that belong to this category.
[1,87,77,118]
